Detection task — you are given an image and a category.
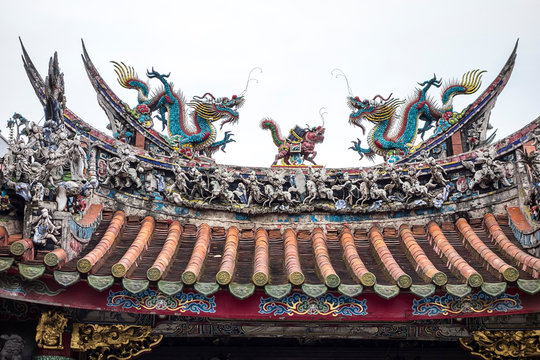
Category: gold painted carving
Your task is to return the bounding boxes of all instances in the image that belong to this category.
[71,324,163,360]
[35,310,68,349]
[460,330,540,360]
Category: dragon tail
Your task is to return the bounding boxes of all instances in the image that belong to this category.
[440,69,485,112]
[111,61,150,101]
[260,118,284,147]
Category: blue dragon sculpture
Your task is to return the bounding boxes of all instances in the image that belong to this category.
[345,70,485,161]
[112,62,250,156]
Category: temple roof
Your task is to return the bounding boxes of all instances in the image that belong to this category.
[2,205,539,300]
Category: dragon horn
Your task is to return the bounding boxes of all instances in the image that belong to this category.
[240,67,263,96]
[372,93,392,102]
[319,107,328,127]
[200,93,216,100]
[331,68,353,96]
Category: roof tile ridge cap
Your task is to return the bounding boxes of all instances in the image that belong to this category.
[252,227,269,286]
[484,213,539,277]
[216,226,240,285]
[182,223,211,285]
[312,227,340,288]
[112,216,155,278]
[340,226,374,286]
[399,224,444,284]
[426,221,482,287]
[77,210,125,273]
[369,225,411,288]
[147,220,182,281]
[283,228,304,285]
[456,217,516,279]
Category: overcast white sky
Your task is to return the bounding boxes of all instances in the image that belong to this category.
[1,0,539,168]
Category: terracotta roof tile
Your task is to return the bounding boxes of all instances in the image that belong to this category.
[427,221,483,287]
[283,229,304,285]
[312,228,340,288]
[369,227,412,289]
[216,227,239,285]
[182,223,211,285]
[146,220,182,281]
[456,218,519,282]
[484,213,540,278]
[7,234,23,245]
[399,225,447,286]
[252,228,269,286]
[111,216,155,278]
[77,211,125,273]
[43,248,67,268]
[10,238,34,261]
[340,228,375,286]
[14,207,537,299]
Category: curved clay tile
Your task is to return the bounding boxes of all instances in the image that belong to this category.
[252,228,269,286]
[340,228,375,286]
[399,225,447,286]
[283,228,304,285]
[146,221,182,281]
[182,223,211,285]
[456,218,519,282]
[484,213,540,278]
[77,211,126,273]
[111,216,155,278]
[44,248,67,268]
[10,238,33,258]
[369,227,412,288]
[77,210,125,273]
[312,228,341,288]
[427,221,483,287]
[216,227,239,285]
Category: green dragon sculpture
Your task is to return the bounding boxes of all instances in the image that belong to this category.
[113,63,261,156]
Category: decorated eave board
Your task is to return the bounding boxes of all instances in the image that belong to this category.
[1,39,540,325]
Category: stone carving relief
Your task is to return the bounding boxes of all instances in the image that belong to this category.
[0,335,24,360]
[463,146,512,190]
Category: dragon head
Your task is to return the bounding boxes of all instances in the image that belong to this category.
[190,93,245,129]
[305,126,325,143]
[214,94,245,129]
[347,94,402,134]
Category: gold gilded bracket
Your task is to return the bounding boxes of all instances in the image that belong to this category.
[71,324,163,360]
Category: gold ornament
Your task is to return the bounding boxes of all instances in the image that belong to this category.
[71,324,163,360]
[460,330,540,360]
[35,310,68,349]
